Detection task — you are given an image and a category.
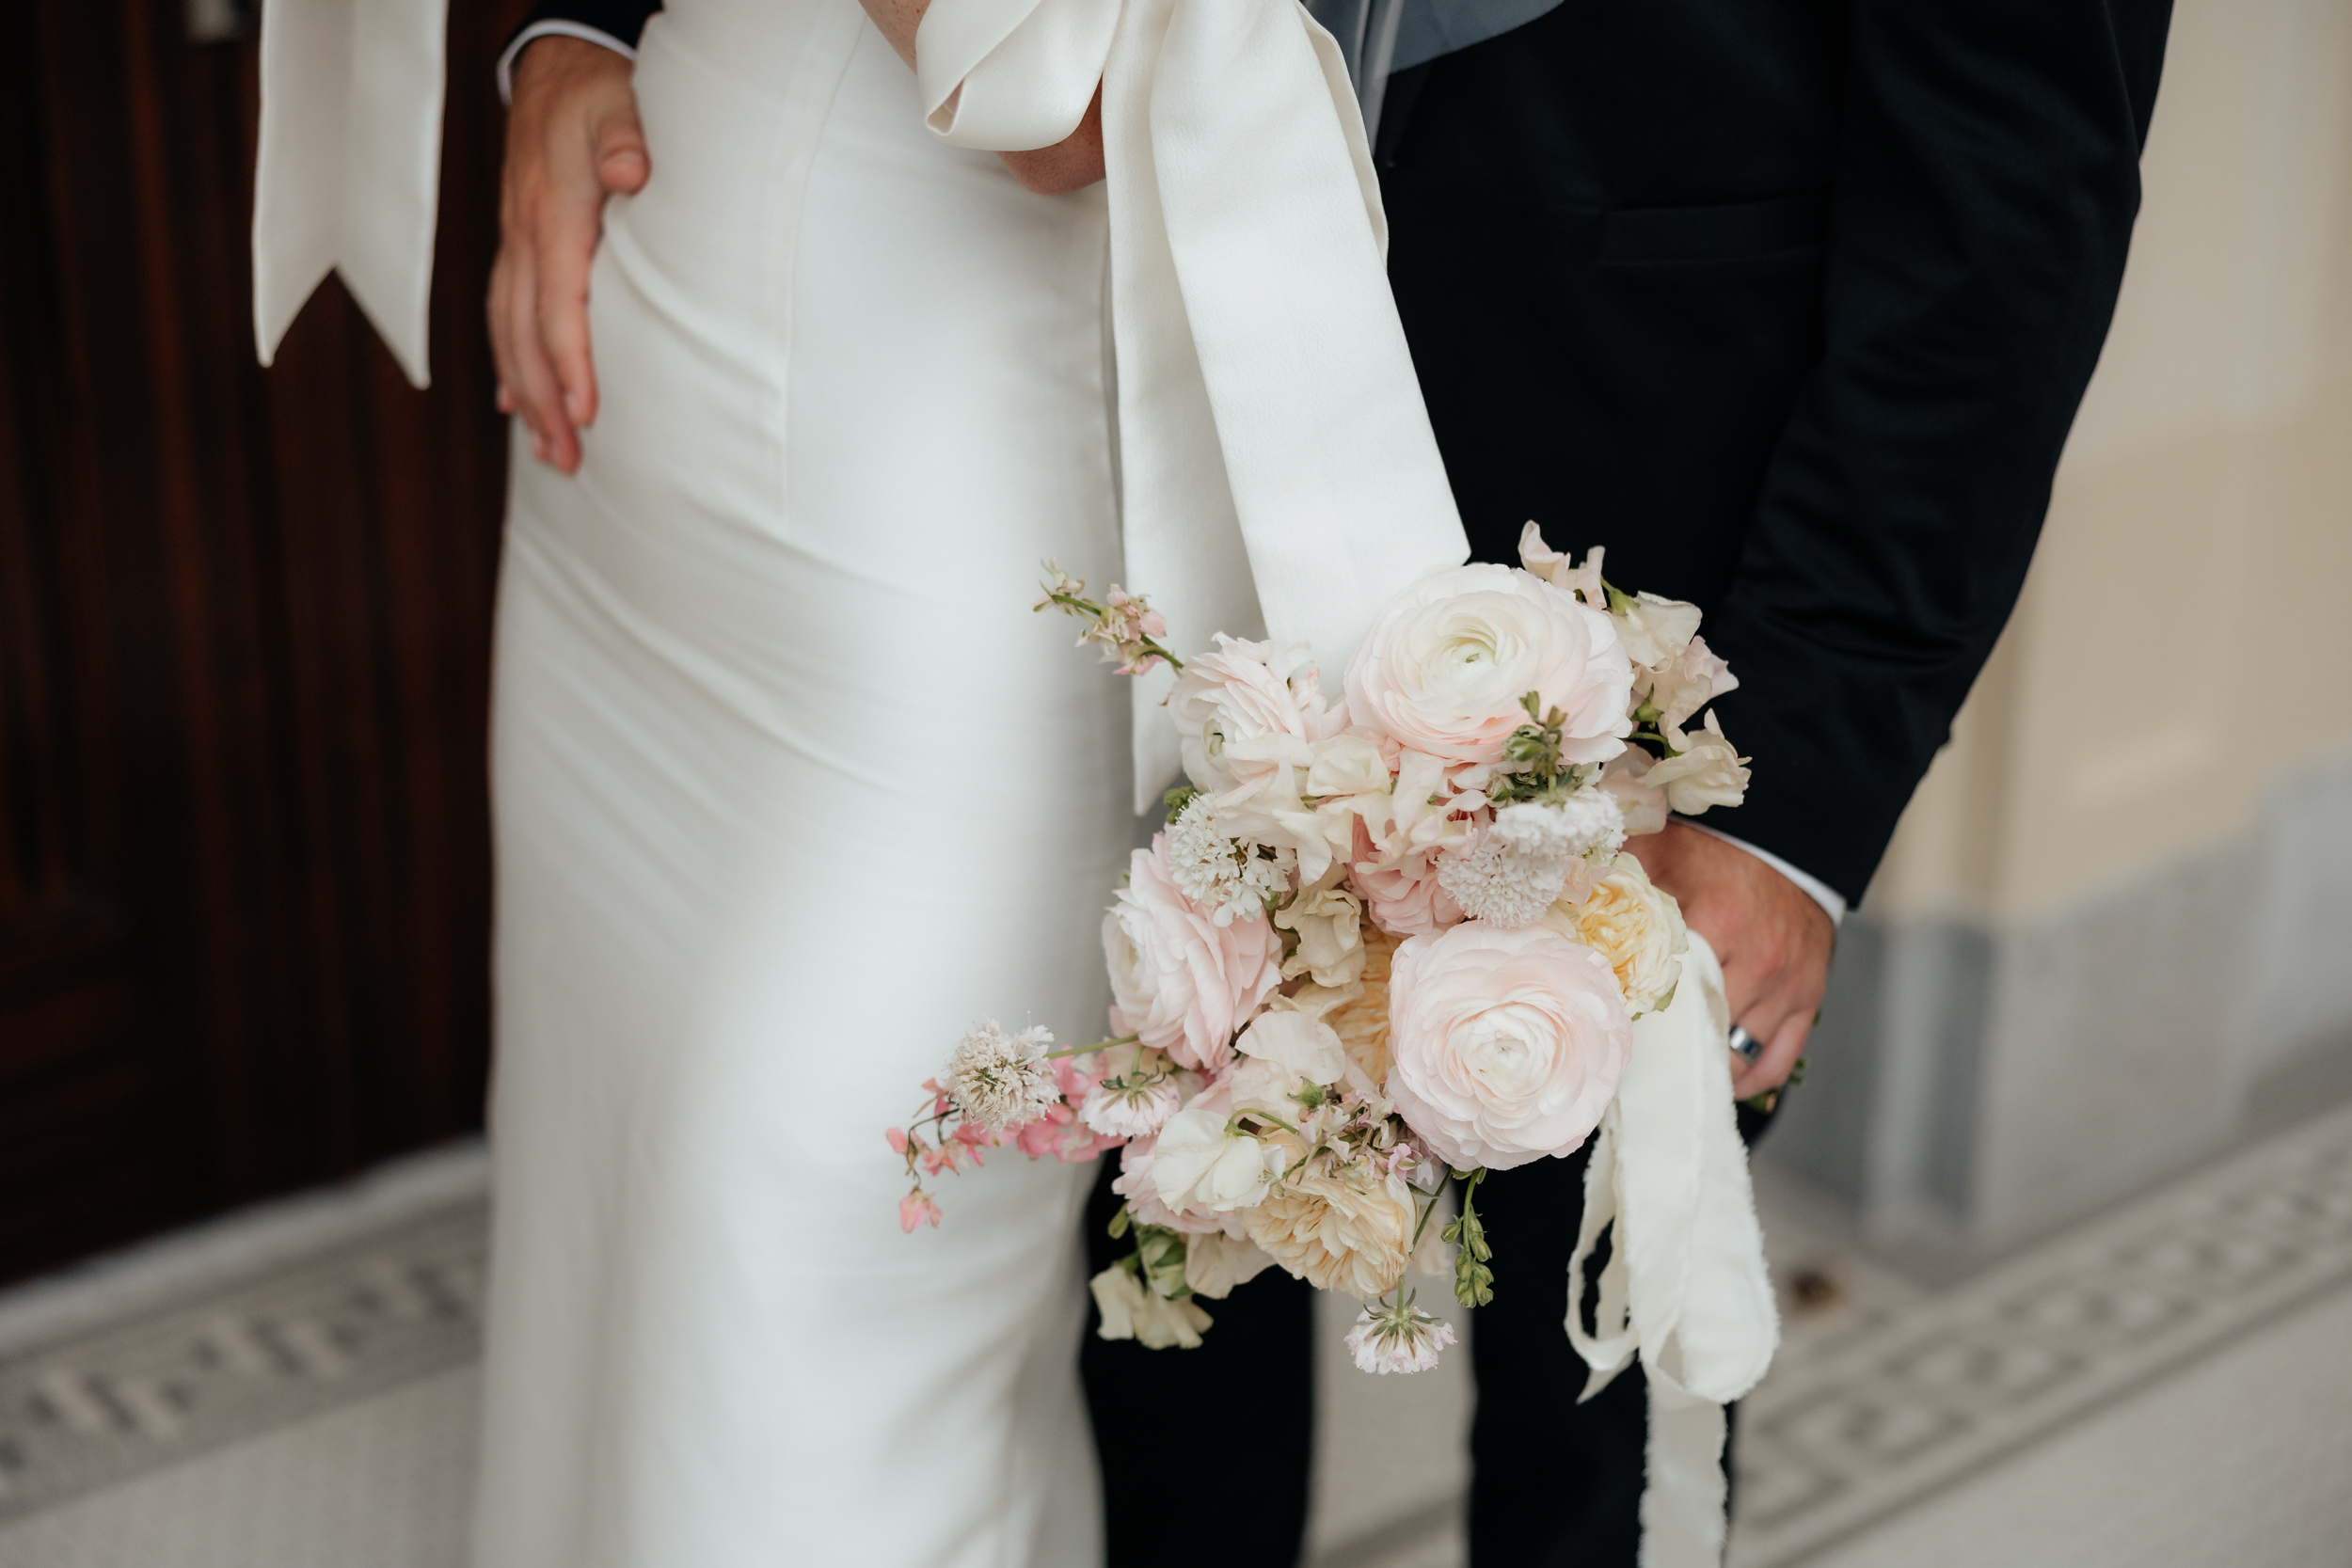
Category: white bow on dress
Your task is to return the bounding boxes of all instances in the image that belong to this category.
[916,0,1469,802]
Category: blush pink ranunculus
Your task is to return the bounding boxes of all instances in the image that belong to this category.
[1385,921,1631,1171]
[1104,832,1282,1075]
[1343,564,1633,767]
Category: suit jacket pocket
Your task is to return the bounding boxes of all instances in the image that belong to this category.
[1597,191,1828,269]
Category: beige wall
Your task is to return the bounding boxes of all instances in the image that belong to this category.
[1870,0,2352,923]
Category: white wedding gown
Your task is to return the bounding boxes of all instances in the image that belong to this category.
[473,5,1132,1562]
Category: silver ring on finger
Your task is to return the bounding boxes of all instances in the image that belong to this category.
[1728,1024,1762,1063]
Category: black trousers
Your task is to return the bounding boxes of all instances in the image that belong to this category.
[1078,1101,1778,1567]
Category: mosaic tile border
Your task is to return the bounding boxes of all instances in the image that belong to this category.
[1728,1102,2352,1566]
[0,1204,485,1521]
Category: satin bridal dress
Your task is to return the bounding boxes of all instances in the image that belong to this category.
[473,9,1129,1564]
[246,0,1465,1556]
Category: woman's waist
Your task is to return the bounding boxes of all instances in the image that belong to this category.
[652,0,866,93]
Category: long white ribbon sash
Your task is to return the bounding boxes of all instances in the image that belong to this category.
[253,0,449,388]
[916,0,1468,801]
[1570,931,1782,1567]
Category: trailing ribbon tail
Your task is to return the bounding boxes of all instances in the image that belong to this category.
[252,0,450,388]
[919,0,1469,809]
[1567,933,1782,1568]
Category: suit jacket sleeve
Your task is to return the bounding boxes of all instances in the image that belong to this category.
[1702,0,2172,906]
[508,0,664,55]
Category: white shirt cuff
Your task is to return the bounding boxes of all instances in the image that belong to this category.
[498,22,639,106]
[1680,821,1847,927]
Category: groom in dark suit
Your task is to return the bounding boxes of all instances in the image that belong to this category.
[489,2,2172,1560]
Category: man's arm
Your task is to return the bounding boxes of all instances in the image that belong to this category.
[1708,0,2171,903]
[493,1,1104,472]
[1638,0,2172,1094]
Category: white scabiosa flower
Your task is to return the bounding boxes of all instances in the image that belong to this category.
[1079,1073,1184,1138]
[1167,795,1290,927]
[946,1022,1061,1131]
[1344,1298,1457,1374]
[1434,803,1567,927]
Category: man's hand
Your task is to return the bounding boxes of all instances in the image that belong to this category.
[1626,821,1835,1101]
[489,38,648,474]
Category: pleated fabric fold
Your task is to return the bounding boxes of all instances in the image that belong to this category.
[917,0,1469,805]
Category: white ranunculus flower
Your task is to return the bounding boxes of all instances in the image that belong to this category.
[1645,710,1751,816]
[1344,564,1633,768]
[1385,921,1632,1171]
[1151,1093,1287,1212]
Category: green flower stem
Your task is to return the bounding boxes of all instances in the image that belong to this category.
[1043,1034,1138,1061]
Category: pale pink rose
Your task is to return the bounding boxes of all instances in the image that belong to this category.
[1344,564,1632,767]
[1104,833,1282,1075]
[1386,922,1632,1170]
[1168,636,1347,811]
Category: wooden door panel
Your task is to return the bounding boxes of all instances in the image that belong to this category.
[0,0,533,1281]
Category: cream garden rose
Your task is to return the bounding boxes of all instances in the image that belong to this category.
[1244,1160,1418,1297]
[1343,564,1633,767]
[1105,832,1283,1074]
[1548,852,1688,1016]
[1385,921,1632,1170]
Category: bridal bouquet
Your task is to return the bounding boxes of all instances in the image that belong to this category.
[888,525,1751,1375]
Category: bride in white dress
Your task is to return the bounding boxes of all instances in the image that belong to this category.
[474,6,1130,1562]
[252,0,1461,1558]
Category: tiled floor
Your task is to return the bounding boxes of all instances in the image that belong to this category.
[0,1101,2345,1568]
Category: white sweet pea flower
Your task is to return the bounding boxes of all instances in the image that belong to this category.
[1275,880,1366,987]
[1646,710,1751,815]
[1597,746,1671,837]
[1235,1009,1350,1085]
[1612,591,1706,671]
[1151,1092,1288,1212]
[1639,633,1738,731]
[1517,522,1608,610]
[1090,1265,1212,1349]
[1183,1231,1278,1300]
